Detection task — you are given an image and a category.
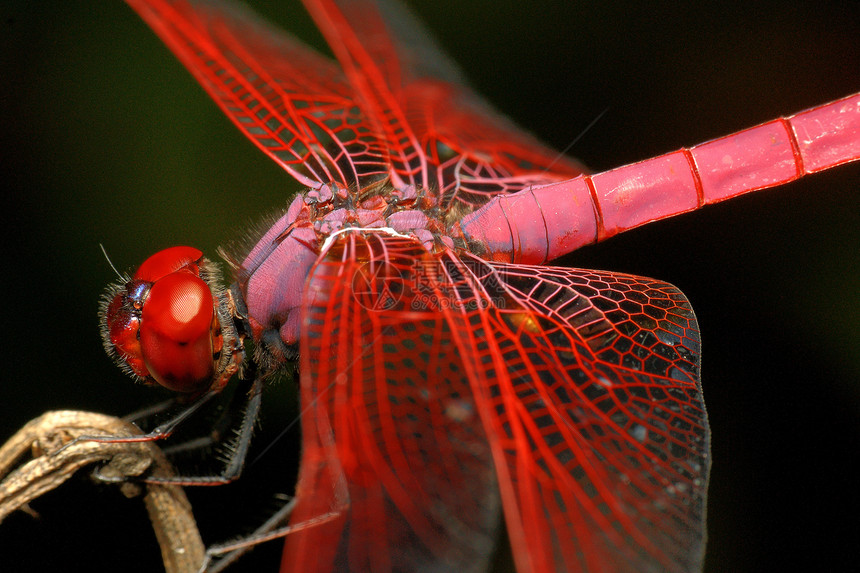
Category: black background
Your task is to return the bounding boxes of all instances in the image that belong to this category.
[2,1,858,571]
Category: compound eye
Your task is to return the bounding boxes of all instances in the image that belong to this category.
[134,246,203,282]
[139,270,216,393]
[105,287,148,379]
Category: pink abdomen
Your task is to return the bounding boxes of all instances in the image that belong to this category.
[461,93,860,264]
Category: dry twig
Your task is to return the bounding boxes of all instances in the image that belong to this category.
[0,410,204,573]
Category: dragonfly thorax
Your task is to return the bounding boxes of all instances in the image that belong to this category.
[234,181,456,366]
[304,180,453,249]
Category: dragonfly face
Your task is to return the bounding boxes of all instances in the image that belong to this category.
[101,246,224,392]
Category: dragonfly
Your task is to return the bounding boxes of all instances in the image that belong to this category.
[5,1,852,572]
[92,0,860,571]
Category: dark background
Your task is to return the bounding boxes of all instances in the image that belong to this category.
[2,1,858,571]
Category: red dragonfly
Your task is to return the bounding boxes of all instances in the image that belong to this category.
[84,0,857,572]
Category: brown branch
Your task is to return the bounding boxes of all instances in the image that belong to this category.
[0,410,205,573]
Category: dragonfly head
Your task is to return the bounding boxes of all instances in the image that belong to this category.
[99,246,241,394]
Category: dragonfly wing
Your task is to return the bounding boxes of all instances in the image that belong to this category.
[125,0,391,189]
[441,252,708,573]
[287,234,706,572]
[304,0,587,210]
[128,0,586,208]
[285,232,502,572]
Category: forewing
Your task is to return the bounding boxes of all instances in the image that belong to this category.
[129,0,586,211]
[125,0,390,189]
[304,0,587,212]
[441,252,708,573]
[283,232,502,572]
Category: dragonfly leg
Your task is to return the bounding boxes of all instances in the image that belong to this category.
[198,384,350,572]
[83,361,265,486]
[199,495,346,573]
[54,388,223,472]
[137,372,264,486]
[159,374,257,457]
[200,495,297,573]
[80,388,221,448]
[112,393,231,455]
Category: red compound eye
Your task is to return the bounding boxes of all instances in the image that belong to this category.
[106,285,147,379]
[135,246,203,282]
[103,246,219,393]
[140,270,216,392]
